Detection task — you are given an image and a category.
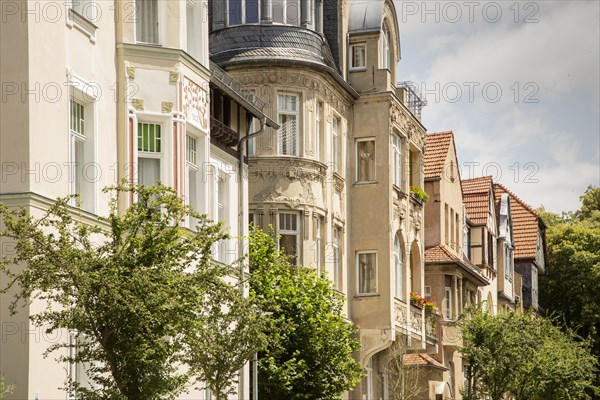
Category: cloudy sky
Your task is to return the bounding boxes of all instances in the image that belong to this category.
[393,0,600,213]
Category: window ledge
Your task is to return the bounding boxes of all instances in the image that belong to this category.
[354,293,380,299]
[67,8,98,43]
[349,67,367,73]
[354,181,378,186]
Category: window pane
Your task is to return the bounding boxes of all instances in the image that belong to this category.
[136,0,159,44]
[358,253,376,293]
[70,99,85,136]
[138,157,160,186]
[357,140,375,182]
[229,0,242,25]
[138,123,162,153]
[394,236,403,299]
[272,0,284,23]
[286,0,300,25]
[278,114,297,156]
[279,234,298,264]
[246,0,259,23]
[186,135,197,165]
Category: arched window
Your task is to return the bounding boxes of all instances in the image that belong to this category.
[394,235,404,300]
[380,28,390,69]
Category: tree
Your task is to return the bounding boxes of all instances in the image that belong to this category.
[539,186,600,377]
[248,227,363,399]
[383,340,426,400]
[0,183,264,400]
[0,375,14,400]
[460,308,599,400]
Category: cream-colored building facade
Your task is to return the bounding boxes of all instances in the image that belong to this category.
[209,0,434,398]
[1,1,268,398]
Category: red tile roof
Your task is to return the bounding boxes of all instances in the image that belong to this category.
[494,183,541,259]
[404,354,447,370]
[462,176,494,225]
[424,131,454,179]
[425,244,460,263]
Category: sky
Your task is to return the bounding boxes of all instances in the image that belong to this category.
[393,0,600,213]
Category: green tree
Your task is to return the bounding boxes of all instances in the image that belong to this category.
[539,186,600,370]
[460,308,598,400]
[248,227,363,400]
[0,375,14,399]
[0,183,263,400]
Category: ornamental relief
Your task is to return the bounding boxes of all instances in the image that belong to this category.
[234,71,352,117]
[394,302,407,325]
[390,103,425,149]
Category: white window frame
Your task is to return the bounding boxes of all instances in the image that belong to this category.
[137,120,166,188]
[424,286,432,300]
[209,159,235,264]
[314,215,322,272]
[356,138,376,183]
[68,78,97,214]
[186,0,204,62]
[392,134,402,188]
[278,212,301,265]
[185,132,207,228]
[356,251,377,295]
[333,226,341,290]
[349,43,367,71]
[380,28,390,70]
[68,0,98,22]
[444,287,453,320]
[135,0,164,45]
[315,101,322,162]
[504,244,513,281]
[277,93,300,156]
[393,235,403,300]
[332,116,340,173]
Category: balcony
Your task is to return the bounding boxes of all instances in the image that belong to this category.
[210,117,239,147]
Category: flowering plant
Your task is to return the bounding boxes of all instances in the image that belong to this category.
[410,292,438,313]
[410,186,430,202]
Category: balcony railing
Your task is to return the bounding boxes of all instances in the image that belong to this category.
[410,305,423,336]
[211,117,239,147]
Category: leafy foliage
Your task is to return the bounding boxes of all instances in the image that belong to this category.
[0,183,264,400]
[460,308,599,400]
[538,185,600,395]
[0,375,14,400]
[248,226,363,400]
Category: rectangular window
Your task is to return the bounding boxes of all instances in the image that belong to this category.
[186,0,203,61]
[357,252,377,294]
[69,97,95,213]
[350,44,366,70]
[186,135,202,226]
[444,287,452,320]
[70,0,96,21]
[393,134,402,187]
[332,117,340,172]
[136,0,159,44]
[315,102,322,161]
[488,232,494,267]
[314,216,322,272]
[279,213,300,265]
[216,173,229,262]
[246,0,259,23]
[424,286,432,300]
[532,266,538,307]
[333,226,340,289]
[286,0,300,25]
[137,122,162,187]
[277,94,299,156]
[356,139,375,182]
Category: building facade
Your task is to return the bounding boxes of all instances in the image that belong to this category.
[208,0,432,398]
[1,1,270,398]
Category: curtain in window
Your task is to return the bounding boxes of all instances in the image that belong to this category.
[136,0,159,44]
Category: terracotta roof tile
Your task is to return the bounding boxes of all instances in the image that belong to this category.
[425,244,460,263]
[404,354,447,370]
[494,183,541,259]
[462,177,494,225]
[424,132,453,179]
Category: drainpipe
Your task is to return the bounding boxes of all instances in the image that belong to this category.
[237,115,266,400]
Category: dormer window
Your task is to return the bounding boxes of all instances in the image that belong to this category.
[380,28,390,70]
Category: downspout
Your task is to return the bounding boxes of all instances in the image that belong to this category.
[236,115,266,400]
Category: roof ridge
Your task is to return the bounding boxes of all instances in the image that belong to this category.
[494,183,540,217]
